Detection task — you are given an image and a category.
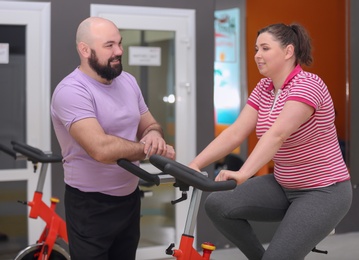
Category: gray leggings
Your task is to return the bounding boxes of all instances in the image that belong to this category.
[205,174,352,260]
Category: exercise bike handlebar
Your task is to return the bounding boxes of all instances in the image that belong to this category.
[117,155,237,192]
[150,155,237,192]
[117,159,161,186]
[10,141,62,163]
[0,143,17,159]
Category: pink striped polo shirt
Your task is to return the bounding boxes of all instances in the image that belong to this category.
[247,65,350,189]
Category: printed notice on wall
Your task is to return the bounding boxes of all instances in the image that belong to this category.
[129,46,161,66]
[0,43,9,64]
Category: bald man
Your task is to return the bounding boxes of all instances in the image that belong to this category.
[51,17,175,260]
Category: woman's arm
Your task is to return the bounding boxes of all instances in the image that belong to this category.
[189,104,258,171]
[216,100,314,184]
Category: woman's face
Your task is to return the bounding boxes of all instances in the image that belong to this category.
[254,32,287,78]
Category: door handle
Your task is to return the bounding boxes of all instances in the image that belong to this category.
[180,82,191,94]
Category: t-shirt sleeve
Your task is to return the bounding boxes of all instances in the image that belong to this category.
[286,77,325,110]
[51,84,96,131]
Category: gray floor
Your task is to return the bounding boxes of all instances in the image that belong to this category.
[209,232,359,260]
[0,232,358,259]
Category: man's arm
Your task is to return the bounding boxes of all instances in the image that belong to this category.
[137,111,163,139]
[69,117,146,164]
[137,111,175,159]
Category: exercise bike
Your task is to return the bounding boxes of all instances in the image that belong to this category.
[0,141,69,260]
[118,155,237,260]
[0,141,328,259]
[118,155,330,259]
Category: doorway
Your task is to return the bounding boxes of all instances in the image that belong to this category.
[0,1,51,256]
[91,5,196,259]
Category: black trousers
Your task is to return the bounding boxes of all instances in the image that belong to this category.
[65,184,141,260]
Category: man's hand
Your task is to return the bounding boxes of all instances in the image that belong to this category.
[140,130,175,160]
[164,144,175,160]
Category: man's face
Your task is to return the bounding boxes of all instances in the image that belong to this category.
[88,49,123,81]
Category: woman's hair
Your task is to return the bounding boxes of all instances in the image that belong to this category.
[258,23,313,66]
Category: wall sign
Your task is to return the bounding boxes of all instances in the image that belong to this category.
[129,46,161,66]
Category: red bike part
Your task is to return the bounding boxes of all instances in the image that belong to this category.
[173,234,215,260]
[27,191,68,259]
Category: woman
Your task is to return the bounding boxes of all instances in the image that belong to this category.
[189,23,352,260]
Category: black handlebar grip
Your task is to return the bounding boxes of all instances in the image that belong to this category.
[150,155,237,192]
[11,141,62,163]
[0,143,17,159]
[11,141,46,156]
[117,159,160,186]
[163,163,237,192]
[149,154,173,171]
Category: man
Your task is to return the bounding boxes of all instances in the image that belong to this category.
[51,17,175,260]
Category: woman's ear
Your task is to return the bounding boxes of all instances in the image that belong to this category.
[77,42,90,58]
[285,44,295,60]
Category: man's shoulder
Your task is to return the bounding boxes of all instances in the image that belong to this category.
[117,71,136,82]
[53,71,93,100]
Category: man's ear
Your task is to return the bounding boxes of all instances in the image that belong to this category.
[77,42,90,58]
[285,44,295,60]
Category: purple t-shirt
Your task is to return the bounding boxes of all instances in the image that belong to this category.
[51,68,148,196]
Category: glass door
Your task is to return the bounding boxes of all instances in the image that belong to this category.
[91,5,196,259]
[0,2,51,257]
[0,24,28,257]
[121,30,176,148]
[121,29,177,249]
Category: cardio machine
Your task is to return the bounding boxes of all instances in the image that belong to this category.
[1,140,236,260]
[0,141,69,260]
[118,155,237,260]
[119,155,329,259]
[0,141,328,259]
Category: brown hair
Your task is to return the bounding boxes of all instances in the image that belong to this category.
[258,23,313,66]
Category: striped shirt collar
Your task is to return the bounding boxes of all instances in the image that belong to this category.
[265,64,303,91]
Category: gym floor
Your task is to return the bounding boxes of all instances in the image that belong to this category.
[1,184,358,259]
[209,232,359,260]
[0,232,358,259]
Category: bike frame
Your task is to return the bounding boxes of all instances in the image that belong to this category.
[118,156,237,260]
[0,141,67,259]
[170,188,216,260]
[156,174,215,259]
[27,162,68,258]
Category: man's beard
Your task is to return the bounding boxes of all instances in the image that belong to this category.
[88,49,123,81]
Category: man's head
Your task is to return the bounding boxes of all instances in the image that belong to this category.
[76,17,123,83]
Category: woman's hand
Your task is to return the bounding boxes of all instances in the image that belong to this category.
[188,162,201,172]
[215,169,248,185]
